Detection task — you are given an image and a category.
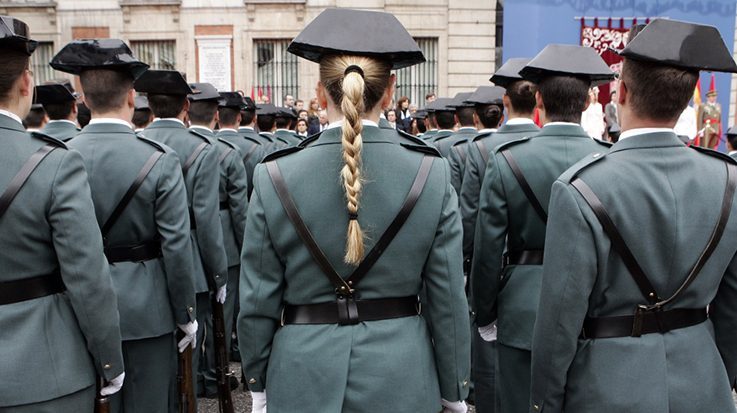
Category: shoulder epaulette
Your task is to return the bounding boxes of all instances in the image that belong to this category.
[494,136,531,153]
[690,145,737,164]
[566,151,608,182]
[217,138,238,150]
[244,135,262,146]
[452,138,470,147]
[400,142,441,157]
[472,131,494,142]
[396,129,427,146]
[433,132,453,142]
[259,132,272,138]
[275,137,290,145]
[30,131,67,149]
[593,138,613,148]
[298,133,321,148]
[262,146,304,163]
[188,129,212,144]
[135,132,166,152]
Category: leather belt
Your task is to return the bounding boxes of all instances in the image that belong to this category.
[104,239,162,263]
[0,271,65,305]
[189,207,196,230]
[282,295,420,326]
[503,249,544,266]
[581,307,707,339]
[219,201,228,210]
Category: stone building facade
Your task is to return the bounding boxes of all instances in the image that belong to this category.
[2,0,497,106]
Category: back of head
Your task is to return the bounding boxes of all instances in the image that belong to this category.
[476,104,503,129]
[147,94,187,119]
[24,106,46,128]
[44,101,75,121]
[77,102,91,127]
[257,114,275,132]
[275,116,291,129]
[188,100,218,126]
[456,107,475,127]
[435,111,456,129]
[80,69,133,114]
[0,49,30,108]
[320,55,392,265]
[538,75,590,123]
[621,58,698,124]
[132,108,152,129]
[416,118,427,133]
[241,109,255,126]
[506,80,537,115]
[218,107,240,128]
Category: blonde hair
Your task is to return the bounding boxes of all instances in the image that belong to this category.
[320,55,391,265]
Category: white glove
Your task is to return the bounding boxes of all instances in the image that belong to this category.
[100,372,125,396]
[177,320,198,353]
[478,322,498,342]
[441,399,467,413]
[216,285,227,304]
[251,391,267,413]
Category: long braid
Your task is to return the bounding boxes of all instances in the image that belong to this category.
[340,70,365,265]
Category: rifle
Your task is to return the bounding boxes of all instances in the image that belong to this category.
[95,376,110,413]
[177,330,196,413]
[211,289,235,413]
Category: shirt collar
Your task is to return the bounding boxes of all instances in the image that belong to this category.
[729,150,737,156]
[326,119,379,130]
[219,128,238,133]
[479,128,497,134]
[89,118,134,129]
[0,109,23,126]
[153,117,185,126]
[48,119,78,127]
[238,126,254,131]
[506,118,535,126]
[276,128,292,132]
[619,128,675,141]
[190,125,212,133]
[459,127,477,132]
[545,121,579,127]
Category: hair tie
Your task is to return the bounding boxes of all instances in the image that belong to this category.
[344,65,365,79]
[348,212,359,221]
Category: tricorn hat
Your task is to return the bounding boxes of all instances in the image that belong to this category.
[519,44,615,86]
[35,82,77,105]
[134,70,192,95]
[51,39,149,79]
[218,92,247,109]
[188,82,221,102]
[425,97,455,113]
[0,16,37,55]
[134,96,149,111]
[490,58,531,88]
[449,92,475,108]
[465,86,505,106]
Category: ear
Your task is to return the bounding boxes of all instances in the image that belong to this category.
[535,90,544,110]
[381,74,396,110]
[617,80,627,106]
[19,69,33,98]
[126,89,136,109]
[498,113,505,128]
[502,94,511,111]
[582,96,591,111]
[182,98,190,114]
[316,81,328,109]
[214,110,220,125]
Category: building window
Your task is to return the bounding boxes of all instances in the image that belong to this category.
[252,39,299,106]
[394,37,438,108]
[31,42,56,85]
[131,40,176,70]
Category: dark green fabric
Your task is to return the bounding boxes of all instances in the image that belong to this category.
[70,122,196,340]
[0,114,123,406]
[218,129,267,199]
[274,129,301,146]
[437,127,477,162]
[238,125,471,411]
[144,119,227,293]
[430,129,462,157]
[41,120,79,141]
[0,385,95,413]
[531,132,737,413]
[497,343,530,413]
[472,331,498,413]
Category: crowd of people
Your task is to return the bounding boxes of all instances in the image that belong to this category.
[2,8,737,413]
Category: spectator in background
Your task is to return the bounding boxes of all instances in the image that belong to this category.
[24,104,48,131]
[306,97,320,132]
[425,92,436,106]
[309,109,329,135]
[605,90,618,127]
[386,109,397,129]
[409,104,418,116]
[296,118,308,137]
[295,99,304,112]
[298,109,309,121]
[284,94,295,108]
[396,96,412,133]
[581,86,605,139]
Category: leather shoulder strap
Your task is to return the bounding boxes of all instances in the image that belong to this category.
[266,160,352,292]
[0,144,57,221]
[218,147,234,164]
[243,144,259,164]
[455,143,467,165]
[347,155,434,286]
[500,149,548,223]
[182,141,209,177]
[101,150,164,238]
[476,139,489,165]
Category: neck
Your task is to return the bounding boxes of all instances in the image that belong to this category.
[91,107,133,123]
[508,110,533,121]
[221,124,239,130]
[0,104,27,120]
[620,108,675,132]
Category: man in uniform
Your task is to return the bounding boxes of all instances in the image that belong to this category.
[471,44,613,413]
[257,103,288,147]
[436,92,478,162]
[423,97,454,141]
[36,81,80,141]
[187,82,249,397]
[531,19,737,413]
[0,18,125,413]
[24,103,47,131]
[132,95,153,131]
[50,39,198,412]
[427,98,457,149]
[274,107,302,145]
[219,92,267,198]
[134,69,228,399]
[240,98,272,146]
[698,87,722,149]
[414,109,428,136]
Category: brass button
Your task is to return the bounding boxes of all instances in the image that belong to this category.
[533,404,540,411]
[462,380,468,387]
[248,378,256,384]
[188,307,194,313]
[104,364,111,370]
[215,274,221,279]
[592,153,601,158]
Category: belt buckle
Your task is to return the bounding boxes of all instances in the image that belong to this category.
[415,296,422,315]
[280,307,286,327]
[336,294,359,326]
[632,304,661,337]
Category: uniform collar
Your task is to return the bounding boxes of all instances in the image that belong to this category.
[47,119,78,127]
[238,126,254,131]
[326,119,379,130]
[609,130,684,154]
[89,118,134,129]
[505,117,535,126]
[190,125,213,133]
[538,123,589,138]
[153,117,186,127]
[218,128,239,134]
[618,128,674,141]
[0,109,23,127]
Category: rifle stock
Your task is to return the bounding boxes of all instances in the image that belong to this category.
[94,376,110,413]
[211,296,235,413]
[177,330,196,413]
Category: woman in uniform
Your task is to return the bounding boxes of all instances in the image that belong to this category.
[237,8,471,413]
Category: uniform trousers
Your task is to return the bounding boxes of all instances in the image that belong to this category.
[200,265,239,394]
[193,291,211,394]
[111,333,177,413]
[497,343,531,413]
[473,332,498,413]
[0,385,95,413]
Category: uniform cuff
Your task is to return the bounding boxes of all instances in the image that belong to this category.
[99,359,125,382]
[244,375,266,392]
[175,304,196,325]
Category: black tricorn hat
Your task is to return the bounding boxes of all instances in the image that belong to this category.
[134,96,149,110]
[134,70,192,95]
[727,125,737,137]
[188,82,221,102]
[449,92,475,108]
[0,16,37,55]
[35,83,77,105]
[413,109,428,120]
[256,103,279,116]
[287,8,425,69]
[465,86,505,106]
[490,58,531,88]
[218,92,246,109]
[619,19,737,73]
[520,44,615,86]
[242,96,256,111]
[50,39,149,79]
[276,106,297,119]
[425,97,455,113]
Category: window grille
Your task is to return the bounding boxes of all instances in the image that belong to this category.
[394,37,438,108]
[252,39,299,106]
[31,42,55,85]
[131,40,176,70]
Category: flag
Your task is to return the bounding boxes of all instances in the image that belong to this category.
[251,86,255,101]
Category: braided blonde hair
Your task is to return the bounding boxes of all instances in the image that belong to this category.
[320,55,391,265]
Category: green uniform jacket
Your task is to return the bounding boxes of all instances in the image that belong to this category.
[422,129,439,141]
[218,128,267,199]
[431,129,463,158]
[436,127,477,162]
[240,126,276,153]
[41,119,80,142]
[460,122,540,262]
[0,116,123,406]
[144,119,227,292]
[274,129,302,146]
[531,132,737,413]
[215,137,249,268]
[238,126,471,412]
[69,121,196,341]
[471,123,609,343]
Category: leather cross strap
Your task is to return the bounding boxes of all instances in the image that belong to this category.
[218,147,234,164]
[182,142,208,177]
[454,144,467,165]
[266,155,435,294]
[476,140,490,165]
[242,144,259,165]
[501,149,548,223]
[101,150,164,238]
[0,144,57,221]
